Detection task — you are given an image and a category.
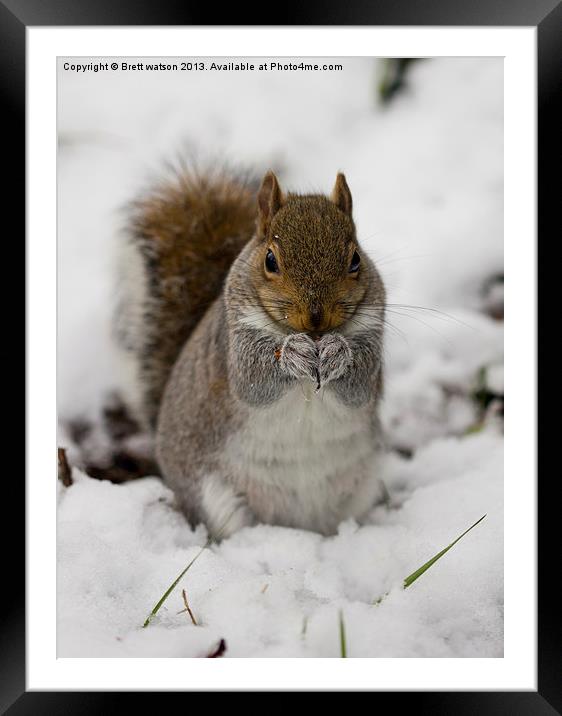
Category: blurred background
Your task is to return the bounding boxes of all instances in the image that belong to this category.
[58,56,503,454]
[56,57,505,658]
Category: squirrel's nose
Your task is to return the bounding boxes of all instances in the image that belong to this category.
[309,305,323,329]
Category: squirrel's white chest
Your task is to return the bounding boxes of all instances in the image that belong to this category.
[223,383,380,533]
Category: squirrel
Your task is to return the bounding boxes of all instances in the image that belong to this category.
[115,164,387,538]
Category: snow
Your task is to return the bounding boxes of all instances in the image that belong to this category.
[57,57,503,657]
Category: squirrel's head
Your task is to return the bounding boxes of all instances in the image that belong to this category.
[250,171,380,335]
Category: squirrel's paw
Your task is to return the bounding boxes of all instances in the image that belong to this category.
[279,333,319,382]
[201,476,256,541]
[318,334,352,385]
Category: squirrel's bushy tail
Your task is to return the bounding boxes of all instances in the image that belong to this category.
[114,163,258,429]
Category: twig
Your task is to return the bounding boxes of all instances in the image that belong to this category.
[179,589,198,625]
[57,447,73,487]
[143,509,236,628]
[143,537,212,628]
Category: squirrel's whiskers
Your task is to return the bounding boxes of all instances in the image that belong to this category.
[116,165,387,538]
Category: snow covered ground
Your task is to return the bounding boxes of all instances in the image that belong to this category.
[57,57,504,657]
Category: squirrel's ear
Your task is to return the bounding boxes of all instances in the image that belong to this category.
[331,173,353,216]
[257,171,284,238]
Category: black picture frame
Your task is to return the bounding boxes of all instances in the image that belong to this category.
[7,0,557,710]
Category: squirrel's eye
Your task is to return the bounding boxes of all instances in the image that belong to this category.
[349,250,361,273]
[265,249,279,274]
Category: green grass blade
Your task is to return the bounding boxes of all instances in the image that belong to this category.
[143,510,239,628]
[339,610,347,658]
[403,514,486,589]
[142,536,213,628]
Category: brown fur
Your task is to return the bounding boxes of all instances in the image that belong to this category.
[252,175,367,334]
[126,166,257,427]
[155,170,387,536]
[120,168,375,432]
